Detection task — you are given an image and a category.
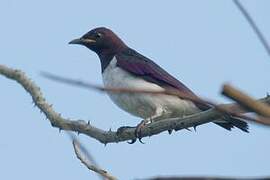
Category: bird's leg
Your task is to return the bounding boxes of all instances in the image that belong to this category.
[135,118,152,143]
[135,108,166,143]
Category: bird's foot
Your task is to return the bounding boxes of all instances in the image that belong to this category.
[117,119,151,144]
[134,119,151,144]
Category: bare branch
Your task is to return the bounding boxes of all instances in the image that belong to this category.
[233,0,270,57]
[222,84,270,117]
[72,139,117,180]
[222,84,270,125]
[1,64,270,145]
[0,65,116,178]
[63,125,112,179]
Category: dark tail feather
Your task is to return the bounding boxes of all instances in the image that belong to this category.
[214,116,249,133]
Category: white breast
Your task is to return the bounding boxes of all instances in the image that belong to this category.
[102,57,199,120]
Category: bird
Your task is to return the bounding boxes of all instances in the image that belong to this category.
[69,27,248,141]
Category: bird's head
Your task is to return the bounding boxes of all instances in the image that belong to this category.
[69,27,126,55]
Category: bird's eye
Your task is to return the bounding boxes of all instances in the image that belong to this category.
[95,32,102,39]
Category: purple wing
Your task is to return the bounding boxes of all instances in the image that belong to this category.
[116,48,209,111]
[115,48,249,132]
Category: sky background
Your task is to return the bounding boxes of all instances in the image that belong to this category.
[0,0,270,179]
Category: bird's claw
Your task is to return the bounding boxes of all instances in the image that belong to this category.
[138,138,145,144]
[193,125,197,132]
[127,139,137,144]
[134,120,147,144]
[116,126,142,144]
[117,121,147,144]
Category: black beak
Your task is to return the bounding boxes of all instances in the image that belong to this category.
[69,38,84,45]
[69,38,96,45]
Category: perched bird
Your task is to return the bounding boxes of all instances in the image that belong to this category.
[69,27,248,139]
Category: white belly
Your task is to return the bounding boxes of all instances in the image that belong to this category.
[102,57,200,120]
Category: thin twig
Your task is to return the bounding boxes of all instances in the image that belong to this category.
[222,84,270,117]
[222,84,270,126]
[64,124,114,179]
[40,71,214,107]
[233,0,270,57]
[41,72,270,125]
[73,139,117,180]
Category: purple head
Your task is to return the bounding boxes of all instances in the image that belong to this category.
[69,27,127,55]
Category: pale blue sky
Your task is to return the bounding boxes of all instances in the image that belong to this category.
[0,1,270,179]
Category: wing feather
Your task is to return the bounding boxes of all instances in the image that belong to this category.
[116,48,209,111]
